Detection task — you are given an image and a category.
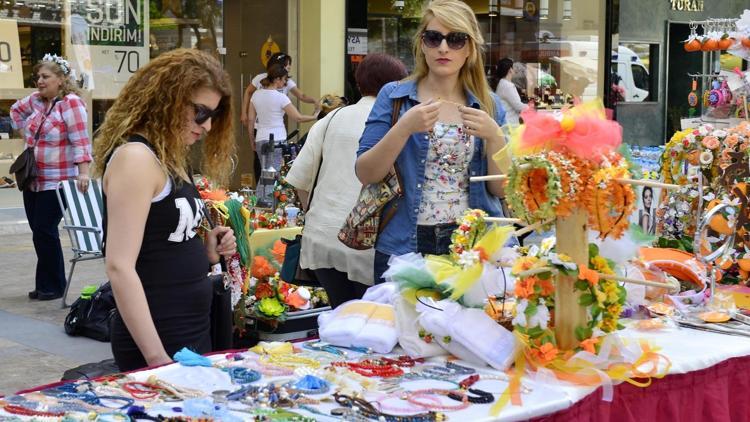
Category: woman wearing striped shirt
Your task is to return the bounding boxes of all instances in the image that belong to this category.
[10,54,91,301]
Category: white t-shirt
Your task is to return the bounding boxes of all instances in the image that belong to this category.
[495,78,527,125]
[251,73,297,96]
[251,88,291,142]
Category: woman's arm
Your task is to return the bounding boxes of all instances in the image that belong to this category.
[460,102,507,198]
[104,145,171,367]
[356,97,440,185]
[241,83,257,127]
[62,95,93,192]
[289,86,317,104]
[247,101,257,151]
[283,103,318,123]
[9,93,35,132]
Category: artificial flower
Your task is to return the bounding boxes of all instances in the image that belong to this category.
[257,297,285,318]
[699,151,714,166]
[529,303,551,329]
[530,342,559,365]
[512,256,539,274]
[254,282,275,299]
[538,278,555,296]
[701,136,720,150]
[514,277,537,299]
[251,256,277,280]
[578,266,600,286]
[580,336,600,354]
[512,299,529,327]
[271,240,287,264]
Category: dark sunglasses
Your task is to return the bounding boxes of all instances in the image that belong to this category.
[193,103,221,125]
[421,30,469,50]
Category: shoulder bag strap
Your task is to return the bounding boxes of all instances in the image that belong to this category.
[378,97,405,231]
[32,97,61,147]
[306,105,347,210]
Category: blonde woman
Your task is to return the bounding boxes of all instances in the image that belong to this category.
[93,49,237,371]
[10,54,90,301]
[355,0,511,283]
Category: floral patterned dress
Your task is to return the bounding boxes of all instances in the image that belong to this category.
[417,122,475,224]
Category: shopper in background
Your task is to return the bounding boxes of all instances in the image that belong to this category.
[10,54,91,301]
[356,0,511,284]
[495,58,528,126]
[93,49,237,371]
[286,53,407,307]
[249,64,319,172]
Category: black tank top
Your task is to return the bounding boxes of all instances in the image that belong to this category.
[104,135,211,371]
[103,135,210,283]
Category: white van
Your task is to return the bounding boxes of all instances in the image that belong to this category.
[612,46,650,102]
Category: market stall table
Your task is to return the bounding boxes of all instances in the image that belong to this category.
[3,323,749,421]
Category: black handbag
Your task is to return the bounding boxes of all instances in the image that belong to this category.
[10,97,59,191]
[64,282,116,342]
[279,106,347,286]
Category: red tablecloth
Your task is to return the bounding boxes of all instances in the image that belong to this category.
[532,355,750,422]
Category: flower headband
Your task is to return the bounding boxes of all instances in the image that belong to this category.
[42,53,73,77]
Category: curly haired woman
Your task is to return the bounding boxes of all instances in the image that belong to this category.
[93,49,237,371]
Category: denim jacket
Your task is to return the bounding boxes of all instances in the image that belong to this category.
[357,79,510,256]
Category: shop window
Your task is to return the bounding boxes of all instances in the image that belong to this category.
[615,42,659,103]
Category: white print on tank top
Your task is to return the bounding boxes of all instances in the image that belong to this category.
[168,198,205,242]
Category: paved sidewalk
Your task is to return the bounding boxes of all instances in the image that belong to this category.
[0,232,111,396]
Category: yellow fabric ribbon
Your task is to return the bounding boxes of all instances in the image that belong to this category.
[424,225,513,300]
[490,332,672,417]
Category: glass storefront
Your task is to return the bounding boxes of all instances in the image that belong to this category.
[352,1,607,111]
[0,0,223,133]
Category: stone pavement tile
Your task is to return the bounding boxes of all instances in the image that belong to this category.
[0,344,79,395]
[0,233,106,325]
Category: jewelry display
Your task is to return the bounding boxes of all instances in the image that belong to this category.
[334,393,445,422]
[260,353,321,369]
[404,389,470,412]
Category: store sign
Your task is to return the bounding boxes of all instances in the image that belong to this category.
[0,19,24,89]
[669,0,704,12]
[347,29,367,55]
[65,0,149,99]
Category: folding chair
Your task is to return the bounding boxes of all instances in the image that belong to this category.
[56,179,105,308]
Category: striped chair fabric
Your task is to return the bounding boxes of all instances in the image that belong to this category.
[56,179,105,307]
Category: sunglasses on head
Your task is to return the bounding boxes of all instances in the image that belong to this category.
[421,30,469,50]
[193,103,221,125]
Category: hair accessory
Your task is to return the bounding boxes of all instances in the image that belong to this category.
[42,53,72,76]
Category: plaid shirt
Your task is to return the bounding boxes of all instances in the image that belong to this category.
[10,92,91,191]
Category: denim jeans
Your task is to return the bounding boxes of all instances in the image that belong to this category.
[23,189,66,295]
[373,223,458,284]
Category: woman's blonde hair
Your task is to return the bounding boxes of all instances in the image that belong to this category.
[93,49,235,185]
[34,61,82,98]
[410,0,495,117]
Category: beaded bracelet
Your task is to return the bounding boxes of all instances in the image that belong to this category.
[372,392,442,413]
[334,393,445,422]
[447,388,494,404]
[259,353,320,369]
[445,361,476,375]
[405,389,470,412]
[223,367,262,384]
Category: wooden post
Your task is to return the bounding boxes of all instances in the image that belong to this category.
[554,208,589,350]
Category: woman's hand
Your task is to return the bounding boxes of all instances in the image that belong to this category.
[460,106,503,145]
[76,173,90,193]
[205,226,237,264]
[395,99,441,134]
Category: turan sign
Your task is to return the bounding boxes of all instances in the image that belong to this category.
[670,0,704,11]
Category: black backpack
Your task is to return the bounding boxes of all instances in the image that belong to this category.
[64,282,116,342]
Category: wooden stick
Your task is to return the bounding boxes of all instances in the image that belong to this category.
[470,174,681,191]
[512,219,553,237]
[614,178,681,190]
[470,174,508,182]
[599,273,678,292]
[485,217,524,224]
[516,266,677,291]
